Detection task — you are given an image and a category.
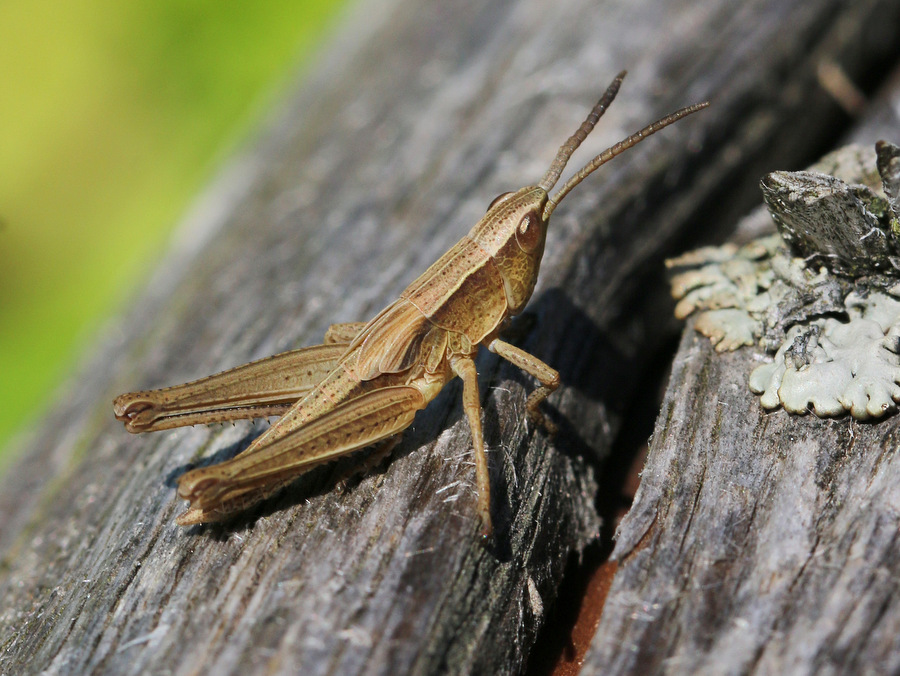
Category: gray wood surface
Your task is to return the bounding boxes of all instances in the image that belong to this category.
[582,57,900,676]
[1,0,899,674]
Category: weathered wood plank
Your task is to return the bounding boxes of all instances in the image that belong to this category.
[587,327,900,675]
[1,0,899,674]
[583,60,900,676]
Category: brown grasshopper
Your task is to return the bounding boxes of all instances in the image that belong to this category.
[114,72,707,536]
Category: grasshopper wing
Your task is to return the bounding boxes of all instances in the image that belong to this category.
[348,298,433,379]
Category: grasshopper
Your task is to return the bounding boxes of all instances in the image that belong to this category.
[114,72,707,536]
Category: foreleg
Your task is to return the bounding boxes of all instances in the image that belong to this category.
[486,338,559,431]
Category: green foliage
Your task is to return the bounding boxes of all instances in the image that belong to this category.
[0,0,346,467]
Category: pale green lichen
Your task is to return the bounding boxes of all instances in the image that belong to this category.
[670,142,900,420]
[748,292,900,419]
[667,233,844,353]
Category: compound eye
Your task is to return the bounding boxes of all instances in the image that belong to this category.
[515,211,542,252]
[486,191,514,212]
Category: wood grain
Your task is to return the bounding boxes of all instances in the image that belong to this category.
[1,0,899,674]
[582,49,900,676]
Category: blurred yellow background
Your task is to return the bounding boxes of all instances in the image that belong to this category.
[0,0,346,468]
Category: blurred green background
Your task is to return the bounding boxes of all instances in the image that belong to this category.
[0,0,347,469]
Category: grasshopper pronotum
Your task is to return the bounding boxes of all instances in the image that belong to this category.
[114,72,707,537]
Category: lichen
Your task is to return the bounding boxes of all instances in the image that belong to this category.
[669,141,900,420]
[748,291,900,419]
[667,233,847,353]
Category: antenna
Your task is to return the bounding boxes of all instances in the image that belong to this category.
[539,74,709,221]
[538,70,627,193]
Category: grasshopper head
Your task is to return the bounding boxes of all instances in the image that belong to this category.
[475,185,550,313]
